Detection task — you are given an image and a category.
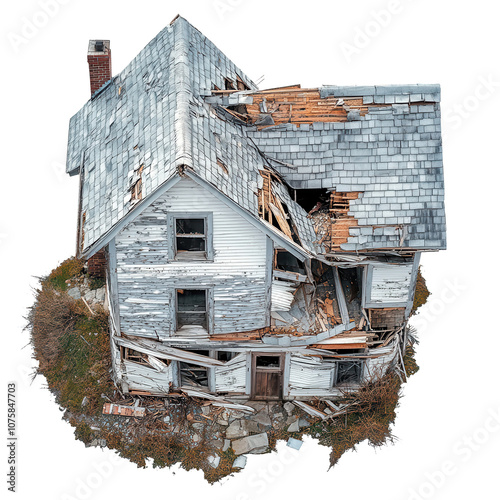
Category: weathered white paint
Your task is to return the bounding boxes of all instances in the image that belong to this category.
[370,263,413,304]
[289,353,335,390]
[123,359,174,394]
[365,343,399,379]
[271,279,296,311]
[115,177,268,338]
[214,353,247,392]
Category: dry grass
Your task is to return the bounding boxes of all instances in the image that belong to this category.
[27,259,113,415]
[412,266,430,315]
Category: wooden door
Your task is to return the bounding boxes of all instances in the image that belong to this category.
[252,354,284,400]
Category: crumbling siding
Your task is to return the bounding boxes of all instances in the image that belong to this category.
[289,354,334,391]
[214,353,247,393]
[115,177,268,338]
[122,359,175,394]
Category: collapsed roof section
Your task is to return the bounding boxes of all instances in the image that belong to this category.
[66,16,446,258]
[213,85,446,251]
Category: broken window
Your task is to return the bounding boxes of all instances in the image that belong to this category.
[171,214,213,261]
[217,351,236,362]
[255,355,281,368]
[275,249,305,275]
[335,360,363,385]
[176,289,207,330]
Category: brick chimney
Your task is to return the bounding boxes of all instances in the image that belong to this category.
[87,40,112,95]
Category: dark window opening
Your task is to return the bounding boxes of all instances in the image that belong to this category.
[275,250,305,274]
[121,347,149,366]
[175,218,207,259]
[180,362,208,387]
[336,360,362,384]
[292,188,331,213]
[256,355,281,368]
[176,289,207,330]
[217,351,235,362]
[226,104,248,116]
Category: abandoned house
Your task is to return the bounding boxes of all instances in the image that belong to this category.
[65,16,446,403]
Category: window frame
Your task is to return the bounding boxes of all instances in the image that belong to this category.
[167,212,214,262]
[174,286,214,334]
[334,359,364,386]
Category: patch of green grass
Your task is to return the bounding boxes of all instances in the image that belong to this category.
[89,277,106,290]
[45,257,84,291]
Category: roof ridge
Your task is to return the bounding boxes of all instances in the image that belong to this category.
[172,17,193,168]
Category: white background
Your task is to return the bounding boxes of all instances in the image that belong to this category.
[2,1,499,499]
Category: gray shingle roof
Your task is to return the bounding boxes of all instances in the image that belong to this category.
[67,17,261,252]
[246,90,446,250]
[67,17,446,254]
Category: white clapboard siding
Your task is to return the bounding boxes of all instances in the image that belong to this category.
[289,354,334,390]
[271,279,297,311]
[365,343,398,379]
[370,263,413,304]
[123,359,174,394]
[214,353,247,392]
[115,177,268,338]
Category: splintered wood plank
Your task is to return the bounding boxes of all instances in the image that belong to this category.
[103,403,145,417]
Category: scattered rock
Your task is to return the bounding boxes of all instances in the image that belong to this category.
[233,456,247,469]
[94,287,105,302]
[286,415,298,425]
[201,406,211,416]
[207,455,221,468]
[286,437,303,450]
[222,439,230,452]
[84,290,97,303]
[287,419,300,433]
[232,433,269,455]
[229,410,246,419]
[244,401,268,412]
[225,420,249,439]
[242,419,261,434]
[163,416,171,423]
[253,411,271,427]
[298,418,310,429]
[209,439,224,450]
[81,396,88,407]
[67,287,81,300]
[217,418,229,426]
[284,402,295,415]
[192,434,200,443]
[191,423,204,431]
[247,446,268,455]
